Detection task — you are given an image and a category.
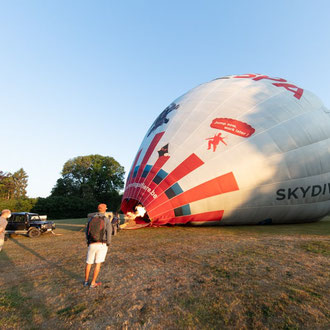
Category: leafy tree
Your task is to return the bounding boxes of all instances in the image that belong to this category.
[0,171,10,199]
[52,155,125,203]
[0,171,7,181]
[12,168,28,198]
[0,168,28,199]
[35,154,126,218]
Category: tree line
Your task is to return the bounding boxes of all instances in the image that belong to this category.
[0,169,37,212]
[0,168,28,200]
[0,155,125,219]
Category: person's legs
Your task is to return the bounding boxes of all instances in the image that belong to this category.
[91,263,101,285]
[85,263,92,282]
[85,244,97,284]
[90,243,107,286]
[0,238,4,252]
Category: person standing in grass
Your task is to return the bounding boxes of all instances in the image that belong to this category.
[84,203,112,288]
[0,209,11,252]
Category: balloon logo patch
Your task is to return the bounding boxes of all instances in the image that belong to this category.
[210,118,255,138]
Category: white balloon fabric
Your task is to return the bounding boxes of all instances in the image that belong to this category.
[121,74,330,225]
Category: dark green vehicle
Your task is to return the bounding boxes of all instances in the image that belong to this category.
[5,212,56,238]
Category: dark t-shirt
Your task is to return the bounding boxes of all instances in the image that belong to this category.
[0,216,8,240]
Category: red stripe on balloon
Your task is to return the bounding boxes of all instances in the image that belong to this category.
[121,198,137,214]
[140,182,163,207]
[128,149,142,183]
[124,132,164,200]
[137,155,170,202]
[146,191,168,209]
[135,132,165,180]
[148,172,238,219]
[131,156,169,202]
[174,210,224,224]
[158,153,204,192]
[128,132,165,202]
[132,180,160,206]
[128,177,148,200]
[144,156,170,187]
[152,210,224,225]
[143,153,204,208]
[120,199,128,213]
[123,149,142,199]
[150,209,176,223]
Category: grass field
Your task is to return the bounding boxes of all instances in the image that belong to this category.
[0,217,329,329]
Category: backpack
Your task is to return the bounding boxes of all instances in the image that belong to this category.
[87,215,106,243]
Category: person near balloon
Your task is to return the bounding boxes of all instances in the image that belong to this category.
[0,209,11,252]
[84,203,112,288]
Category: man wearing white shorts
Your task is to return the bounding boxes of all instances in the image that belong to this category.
[84,203,112,288]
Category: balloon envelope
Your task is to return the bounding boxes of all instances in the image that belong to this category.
[121,74,330,225]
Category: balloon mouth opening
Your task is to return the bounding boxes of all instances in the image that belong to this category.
[121,198,151,225]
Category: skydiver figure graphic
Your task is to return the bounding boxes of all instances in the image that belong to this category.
[206,132,227,152]
[147,103,179,137]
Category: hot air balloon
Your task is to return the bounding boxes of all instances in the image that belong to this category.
[121,74,330,226]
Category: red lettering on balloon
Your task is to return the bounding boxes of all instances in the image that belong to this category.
[272,83,304,99]
[234,74,304,99]
[234,74,257,78]
[252,75,287,82]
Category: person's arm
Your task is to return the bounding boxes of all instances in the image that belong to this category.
[85,220,90,244]
[106,218,112,246]
[0,220,6,234]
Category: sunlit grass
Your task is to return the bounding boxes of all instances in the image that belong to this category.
[0,216,329,328]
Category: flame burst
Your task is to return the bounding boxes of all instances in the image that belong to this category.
[126,205,147,220]
[121,205,148,229]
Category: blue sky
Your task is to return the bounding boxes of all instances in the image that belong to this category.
[1,0,330,197]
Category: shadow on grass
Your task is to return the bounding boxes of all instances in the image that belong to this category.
[0,250,61,327]
[218,217,330,236]
[53,218,87,233]
[9,237,81,281]
[53,218,87,225]
[174,217,330,237]
[55,224,86,232]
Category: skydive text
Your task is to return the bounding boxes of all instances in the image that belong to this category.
[276,183,330,200]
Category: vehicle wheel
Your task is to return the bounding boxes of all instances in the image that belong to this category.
[28,228,41,238]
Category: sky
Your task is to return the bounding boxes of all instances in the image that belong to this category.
[1,0,330,198]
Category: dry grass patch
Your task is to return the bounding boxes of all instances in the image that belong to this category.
[0,217,329,329]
